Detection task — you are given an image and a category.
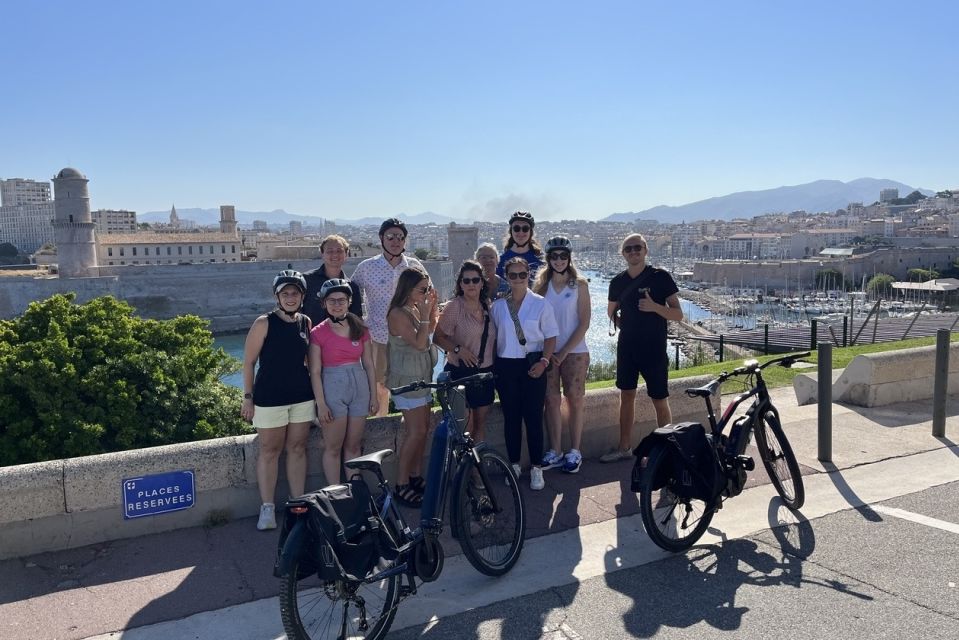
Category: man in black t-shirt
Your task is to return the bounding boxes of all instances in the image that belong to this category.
[302,234,363,326]
[600,233,684,463]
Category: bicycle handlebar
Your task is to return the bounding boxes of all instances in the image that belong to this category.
[388,371,494,396]
[716,351,811,383]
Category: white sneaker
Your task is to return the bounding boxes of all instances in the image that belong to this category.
[541,449,564,470]
[257,503,276,531]
[530,466,545,491]
[508,463,521,487]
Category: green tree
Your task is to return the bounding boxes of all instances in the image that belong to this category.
[0,242,17,257]
[0,294,249,466]
[866,273,895,296]
[907,268,938,282]
[414,248,430,261]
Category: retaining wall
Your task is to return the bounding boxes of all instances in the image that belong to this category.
[0,377,717,559]
[793,341,959,406]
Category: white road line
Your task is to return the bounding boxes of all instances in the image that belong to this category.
[871,505,959,535]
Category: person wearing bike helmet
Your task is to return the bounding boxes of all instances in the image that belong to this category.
[351,218,425,416]
[241,270,315,530]
[302,234,363,325]
[601,233,683,463]
[308,278,377,485]
[496,211,543,284]
[533,236,591,474]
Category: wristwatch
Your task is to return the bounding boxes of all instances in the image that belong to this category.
[453,345,461,354]
[243,392,253,399]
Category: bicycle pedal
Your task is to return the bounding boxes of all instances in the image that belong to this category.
[736,455,755,471]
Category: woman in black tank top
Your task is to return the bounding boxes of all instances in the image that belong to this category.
[241,270,315,531]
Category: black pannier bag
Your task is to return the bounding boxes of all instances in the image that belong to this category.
[278,478,398,582]
[632,422,723,506]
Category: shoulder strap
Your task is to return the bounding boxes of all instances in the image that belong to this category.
[619,267,655,302]
[505,296,527,349]
[477,301,491,366]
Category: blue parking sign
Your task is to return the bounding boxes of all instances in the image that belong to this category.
[122,470,195,519]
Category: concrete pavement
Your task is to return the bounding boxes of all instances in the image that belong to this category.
[1,384,957,640]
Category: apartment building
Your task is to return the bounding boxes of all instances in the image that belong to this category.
[91,209,137,234]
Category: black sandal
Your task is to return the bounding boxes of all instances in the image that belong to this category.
[409,475,426,493]
[395,483,423,508]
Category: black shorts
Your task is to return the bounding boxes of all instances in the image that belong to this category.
[444,364,495,408]
[615,339,669,399]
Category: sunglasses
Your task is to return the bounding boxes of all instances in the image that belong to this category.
[383,233,406,241]
[512,225,531,233]
[460,276,483,285]
[548,252,570,261]
[623,244,646,253]
[325,296,349,305]
[507,271,529,280]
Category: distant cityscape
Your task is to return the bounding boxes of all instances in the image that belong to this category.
[2,171,958,271]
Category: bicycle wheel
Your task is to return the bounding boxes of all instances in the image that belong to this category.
[754,410,805,510]
[279,561,400,640]
[454,447,526,576]
[639,443,714,552]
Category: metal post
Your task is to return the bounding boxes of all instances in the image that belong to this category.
[932,329,949,438]
[818,342,832,462]
[810,319,818,351]
[842,316,848,347]
[675,343,680,370]
[764,323,769,355]
[719,335,725,363]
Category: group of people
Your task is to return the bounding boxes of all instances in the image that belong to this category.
[241,213,683,531]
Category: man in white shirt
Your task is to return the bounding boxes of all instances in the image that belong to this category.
[351,218,424,416]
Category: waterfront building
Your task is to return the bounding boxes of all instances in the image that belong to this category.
[96,233,242,265]
[0,201,55,253]
[91,209,137,234]
[1,178,51,206]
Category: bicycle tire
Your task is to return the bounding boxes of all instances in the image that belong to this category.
[754,410,805,510]
[279,560,400,640]
[453,447,526,576]
[639,443,714,552]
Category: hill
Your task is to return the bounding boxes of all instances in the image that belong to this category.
[604,178,934,223]
[139,208,461,227]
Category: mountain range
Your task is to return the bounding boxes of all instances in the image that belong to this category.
[602,178,934,223]
[139,178,935,227]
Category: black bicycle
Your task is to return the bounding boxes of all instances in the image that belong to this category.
[636,352,808,552]
[277,370,526,640]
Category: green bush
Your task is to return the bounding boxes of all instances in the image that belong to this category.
[0,294,250,466]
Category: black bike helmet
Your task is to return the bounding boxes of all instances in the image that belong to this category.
[508,211,535,228]
[319,278,352,300]
[378,217,408,238]
[273,269,307,295]
[545,236,572,254]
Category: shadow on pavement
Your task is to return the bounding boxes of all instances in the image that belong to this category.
[605,498,871,637]
[821,461,884,522]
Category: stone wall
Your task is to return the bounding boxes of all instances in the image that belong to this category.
[0,376,719,559]
[693,246,959,291]
[0,258,454,333]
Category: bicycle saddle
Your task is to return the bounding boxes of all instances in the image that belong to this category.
[344,449,394,471]
[685,380,721,398]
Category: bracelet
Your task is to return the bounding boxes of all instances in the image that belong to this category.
[540,357,550,365]
[418,320,429,325]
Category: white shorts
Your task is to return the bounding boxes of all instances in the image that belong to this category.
[253,399,316,429]
[392,393,430,411]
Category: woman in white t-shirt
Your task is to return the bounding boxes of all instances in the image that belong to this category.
[532,237,591,475]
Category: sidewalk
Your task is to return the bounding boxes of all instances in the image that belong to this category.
[1,386,957,640]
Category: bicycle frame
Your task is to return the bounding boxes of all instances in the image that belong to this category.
[701,371,776,458]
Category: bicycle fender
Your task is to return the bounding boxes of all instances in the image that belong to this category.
[273,519,310,578]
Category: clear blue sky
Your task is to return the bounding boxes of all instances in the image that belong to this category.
[2,1,956,221]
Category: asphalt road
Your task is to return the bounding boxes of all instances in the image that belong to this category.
[385,481,959,640]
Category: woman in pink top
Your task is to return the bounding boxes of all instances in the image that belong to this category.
[309,279,378,485]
